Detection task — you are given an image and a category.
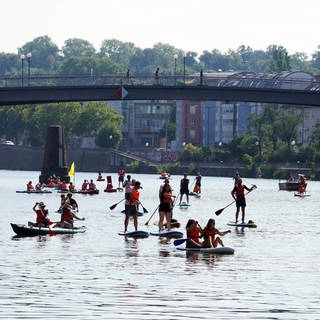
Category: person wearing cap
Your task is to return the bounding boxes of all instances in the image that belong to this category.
[158,179,173,232]
[124,181,141,232]
[28,202,51,227]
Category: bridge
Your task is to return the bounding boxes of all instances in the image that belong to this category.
[1,72,320,106]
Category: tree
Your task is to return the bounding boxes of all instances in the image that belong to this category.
[18,36,61,72]
[0,53,19,75]
[268,45,291,72]
[62,38,96,58]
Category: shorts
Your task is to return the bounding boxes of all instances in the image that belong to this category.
[180,189,189,195]
[119,176,124,182]
[125,204,137,216]
[236,197,246,208]
[159,202,172,213]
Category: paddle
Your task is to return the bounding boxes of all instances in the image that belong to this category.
[215,186,257,216]
[145,204,160,225]
[109,198,125,210]
[138,201,149,213]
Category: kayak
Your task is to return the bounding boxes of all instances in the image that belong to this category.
[118,230,149,238]
[227,221,257,228]
[176,246,235,254]
[11,223,86,237]
[77,189,99,195]
[150,230,183,238]
[16,190,52,194]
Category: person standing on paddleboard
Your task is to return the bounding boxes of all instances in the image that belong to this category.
[231,179,256,224]
[179,173,190,205]
[124,181,142,232]
[158,179,173,232]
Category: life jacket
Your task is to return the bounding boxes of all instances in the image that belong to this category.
[69,184,75,191]
[119,169,125,177]
[235,184,245,198]
[203,227,216,238]
[60,182,67,190]
[162,191,172,204]
[36,210,47,224]
[130,189,140,205]
[61,209,73,222]
[187,226,200,242]
[27,183,33,190]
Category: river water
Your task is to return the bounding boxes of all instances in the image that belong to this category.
[0,170,319,319]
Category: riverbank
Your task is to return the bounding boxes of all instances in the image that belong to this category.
[0,144,316,179]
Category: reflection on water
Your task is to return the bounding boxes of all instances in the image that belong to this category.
[0,171,320,319]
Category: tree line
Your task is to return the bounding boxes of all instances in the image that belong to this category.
[1,35,320,76]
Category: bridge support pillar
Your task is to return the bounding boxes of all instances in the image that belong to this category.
[39,125,70,183]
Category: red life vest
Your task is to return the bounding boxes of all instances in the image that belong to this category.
[187,226,200,242]
[130,189,140,205]
[235,185,245,198]
[162,191,172,204]
[203,227,216,238]
[36,210,47,224]
[119,169,125,177]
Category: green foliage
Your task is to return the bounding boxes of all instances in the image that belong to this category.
[126,160,141,172]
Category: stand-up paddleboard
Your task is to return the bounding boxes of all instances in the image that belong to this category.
[150,230,184,238]
[118,230,149,238]
[121,209,143,216]
[176,246,234,254]
[227,221,257,228]
[117,187,124,192]
[178,202,191,208]
[16,190,52,194]
[189,192,200,197]
[294,193,311,197]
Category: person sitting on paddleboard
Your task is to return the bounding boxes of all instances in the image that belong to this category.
[231,179,256,224]
[158,179,173,232]
[202,219,231,248]
[81,180,88,191]
[124,181,142,232]
[28,202,52,228]
[186,219,202,248]
[69,182,75,192]
[27,181,34,191]
[88,180,97,191]
[54,204,84,229]
[179,173,190,205]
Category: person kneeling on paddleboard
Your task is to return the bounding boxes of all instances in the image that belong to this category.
[202,219,231,248]
[186,219,202,248]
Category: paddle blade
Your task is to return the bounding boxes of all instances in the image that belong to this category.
[142,207,148,214]
[109,203,117,210]
[173,238,188,246]
[215,208,224,216]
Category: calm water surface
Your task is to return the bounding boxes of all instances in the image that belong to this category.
[0,170,319,319]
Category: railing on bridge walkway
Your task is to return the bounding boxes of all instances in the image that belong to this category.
[1,73,320,92]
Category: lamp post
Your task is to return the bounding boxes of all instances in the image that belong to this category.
[183,56,186,84]
[174,54,178,85]
[26,53,32,86]
[20,54,25,87]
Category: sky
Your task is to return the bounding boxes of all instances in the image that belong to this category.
[2,0,320,57]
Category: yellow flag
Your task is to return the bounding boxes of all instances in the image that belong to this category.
[69,161,75,178]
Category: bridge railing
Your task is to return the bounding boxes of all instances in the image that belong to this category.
[0,74,319,91]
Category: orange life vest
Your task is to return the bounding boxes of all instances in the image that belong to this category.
[130,189,140,205]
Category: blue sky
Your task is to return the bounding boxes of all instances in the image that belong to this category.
[2,0,319,57]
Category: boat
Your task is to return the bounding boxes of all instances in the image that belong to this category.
[77,189,99,195]
[11,223,86,237]
[227,221,257,228]
[118,230,149,238]
[150,230,183,238]
[176,246,235,254]
[159,172,170,179]
[278,175,307,191]
[16,190,52,194]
